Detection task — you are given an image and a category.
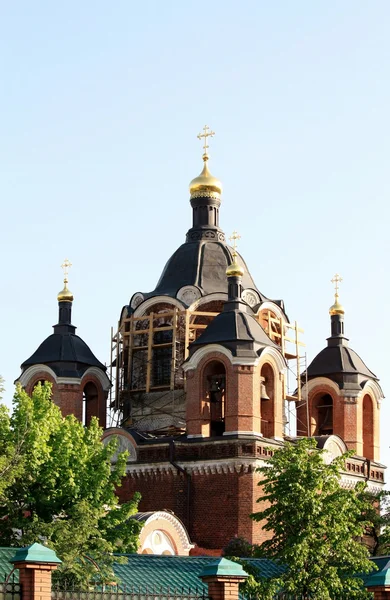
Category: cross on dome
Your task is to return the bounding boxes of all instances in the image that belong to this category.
[331,273,343,297]
[61,258,72,283]
[197,125,215,158]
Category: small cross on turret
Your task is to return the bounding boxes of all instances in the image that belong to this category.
[229,230,241,256]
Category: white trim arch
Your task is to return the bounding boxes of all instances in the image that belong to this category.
[141,511,194,554]
[133,296,185,317]
[182,344,234,372]
[257,301,287,323]
[81,367,111,392]
[17,364,58,388]
[258,346,287,374]
[189,292,228,312]
[301,377,341,399]
[102,427,138,462]
[359,379,384,408]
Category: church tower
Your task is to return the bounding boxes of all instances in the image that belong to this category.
[297,275,383,461]
[184,238,286,440]
[17,260,110,427]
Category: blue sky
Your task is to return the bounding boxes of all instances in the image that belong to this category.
[1,2,389,468]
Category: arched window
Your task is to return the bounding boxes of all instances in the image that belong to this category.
[204,361,226,437]
[315,393,333,435]
[260,364,275,438]
[258,310,283,347]
[362,394,374,460]
[83,382,99,427]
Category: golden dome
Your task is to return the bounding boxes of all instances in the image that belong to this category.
[189,157,222,198]
[329,294,344,316]
[226,253,244,278]
[57,280,74,303]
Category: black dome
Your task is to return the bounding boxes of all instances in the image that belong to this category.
[20,299,106,379]
[145,241,265,300]
[21,332,106,378]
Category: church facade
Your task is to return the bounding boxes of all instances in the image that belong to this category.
[17,128,385,554]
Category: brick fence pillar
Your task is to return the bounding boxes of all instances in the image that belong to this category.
[10,543,62,600]
[199,558,248,600]
[368,586,390,599]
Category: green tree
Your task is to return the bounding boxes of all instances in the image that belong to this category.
[0,383,141,586]
[0,377,24,500]
[361,489,390,557]
[250,437,375,600]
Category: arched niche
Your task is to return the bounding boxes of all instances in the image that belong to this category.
[190,300,224,343]
[311,393,334,436]
[137,511,193,556]
[362,394,375,460]
[203,360,227,437]
[257,308,284,347]
[260,363,275,438]
[83,381,99,426]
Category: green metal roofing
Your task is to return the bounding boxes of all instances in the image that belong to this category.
[0,547,386,593]
[0,548,17,581]
[113,554,278,591]
[10,543,62,566]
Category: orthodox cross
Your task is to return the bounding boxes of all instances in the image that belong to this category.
[229,231,241,254]
[61,258,72,282]
[331,273,342,297]
[197,125,215,157]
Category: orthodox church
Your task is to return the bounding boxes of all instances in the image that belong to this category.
[17,127,385,555]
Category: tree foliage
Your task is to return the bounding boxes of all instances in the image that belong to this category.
[0,377,24,500]
[249,438,375,600]
[0,383,141,585]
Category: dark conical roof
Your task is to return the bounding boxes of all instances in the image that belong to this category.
[21,332,106,377]
[20,299,106,379]
[307,344,377,380]
[190,291,280,359]
[305,311,378,389]
[144,241,265,300]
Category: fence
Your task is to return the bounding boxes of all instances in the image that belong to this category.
[51,584,209,600]
[0,574,21,600]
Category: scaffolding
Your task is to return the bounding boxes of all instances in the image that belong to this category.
[110,305,306,435]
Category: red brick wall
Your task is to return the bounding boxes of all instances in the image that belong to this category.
[118,465,271,550]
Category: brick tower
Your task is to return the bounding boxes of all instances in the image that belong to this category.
[297,275,383,462]
[17,260,110,427]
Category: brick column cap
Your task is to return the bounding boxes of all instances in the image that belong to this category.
[199,557,248,581]
[10,543,62,566]
[365,557,390,588]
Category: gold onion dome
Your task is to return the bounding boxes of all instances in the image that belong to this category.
[226,252,244,278]
[329,274,344,315]
[189,156,223,198]
[58,259,73,302]
[57,280,74,303]
[329,295,344,316]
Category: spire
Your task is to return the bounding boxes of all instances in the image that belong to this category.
[56,259,75,332]
[187,125,224,243]
[328,273,346,344]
